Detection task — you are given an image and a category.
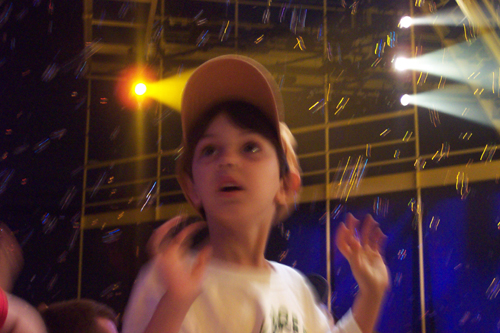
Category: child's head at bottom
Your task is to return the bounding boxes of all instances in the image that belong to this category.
[176,55,301,227]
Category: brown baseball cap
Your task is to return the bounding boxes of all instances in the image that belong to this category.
[180,55,284,141]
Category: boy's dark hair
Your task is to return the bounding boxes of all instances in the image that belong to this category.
[40,299,117,333]
[177,100,289,180]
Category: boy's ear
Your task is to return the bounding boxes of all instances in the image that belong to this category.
[178,171,202,209]
[275,167,301,205]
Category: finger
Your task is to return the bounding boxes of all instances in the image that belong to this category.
[335,222,354,258]
[361,214,379,249]
[147,216,184,256]
[192,244,213,280]
[373,227,388,254]
[0,223,23,263]
[172,221,208,248]
[345,213,360,237]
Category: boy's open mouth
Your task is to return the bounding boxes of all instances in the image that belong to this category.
[220,185,243,192]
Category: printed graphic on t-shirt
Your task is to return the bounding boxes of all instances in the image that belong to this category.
[259,306,307,333]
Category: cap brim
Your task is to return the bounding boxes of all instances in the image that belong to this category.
[181,55,284,141]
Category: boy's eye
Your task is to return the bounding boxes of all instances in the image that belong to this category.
[201,145,217,157]
[243,142,260,153]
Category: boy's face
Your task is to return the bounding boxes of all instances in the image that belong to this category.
[185,112,286,228]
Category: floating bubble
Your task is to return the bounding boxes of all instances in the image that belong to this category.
[294,36,306,50]
[456,171,470,200]
[402,131,413,142]
[47,274,58,291]
[196,18,207,26]
[335,97,350,115]
[193,10,203,21]
[408,198,417,212]
[41,63,60,82]
[331,204,344,220]
[351,0,359,14]
[16,8,28,21]
[459,132,473,140]
[459,311,471,326]
[100,282,121,299]
[102,228,122,244]
[327,42,333,62]
[75,97,86,110]
[0,3,13,29]
[298,8,307,28]
[309,99,325,114]
[373,197,389,217]
[397,249,407,260]
[429,108,440,127]
[109,126,120,140]
[57,250,68,263]
[262,8,270,24]
[59,186,76,210]
[380,128,391,137]
[139,181,157,211]
[13,143,29,155]
[50,128,67,140]
[118,2,130,19]
[279,3,289,23]
[290,8,298,33]
[41,213,58,234]
[331,155,368,202]
[33,138,50,153]
[151,22,162,43]
[74,61,88,79]
[196,30,209,47]
[429,216,440,231]
[67,227,79,251]
[366,144,371,157]
[100,97,108,104]
[0,169,15,195]
[486,276,500,300]
[91,171,108,198]
[480,143,497,162]
[254,34,264,44]
[317,24,322,41]
[278,250,288,262]
[394,272,402,287]
[70,212,81,228]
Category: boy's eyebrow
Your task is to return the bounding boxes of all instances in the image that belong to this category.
[199,129,258,140]
[199,133,216,139]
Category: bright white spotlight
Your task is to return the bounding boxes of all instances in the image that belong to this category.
[399,16,413,29]
[134,83,147,96]
[394,57,410,71]
[400,94,412,106]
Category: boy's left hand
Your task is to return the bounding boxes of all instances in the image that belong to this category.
[336,213,390,297]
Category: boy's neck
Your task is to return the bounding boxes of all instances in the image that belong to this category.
[209,225,271,270]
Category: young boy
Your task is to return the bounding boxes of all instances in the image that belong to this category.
[122,55,389,333]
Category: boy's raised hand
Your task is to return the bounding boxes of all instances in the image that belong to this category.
[151,216,212,302]
[335,213,390,297]
[0,223,24,293]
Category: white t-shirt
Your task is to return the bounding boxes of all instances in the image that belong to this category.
[122,259,361,333]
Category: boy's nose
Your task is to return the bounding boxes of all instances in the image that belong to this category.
[217,149,238,169]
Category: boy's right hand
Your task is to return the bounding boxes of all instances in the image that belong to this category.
[151,216,212,302]
[0,223,24,293]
